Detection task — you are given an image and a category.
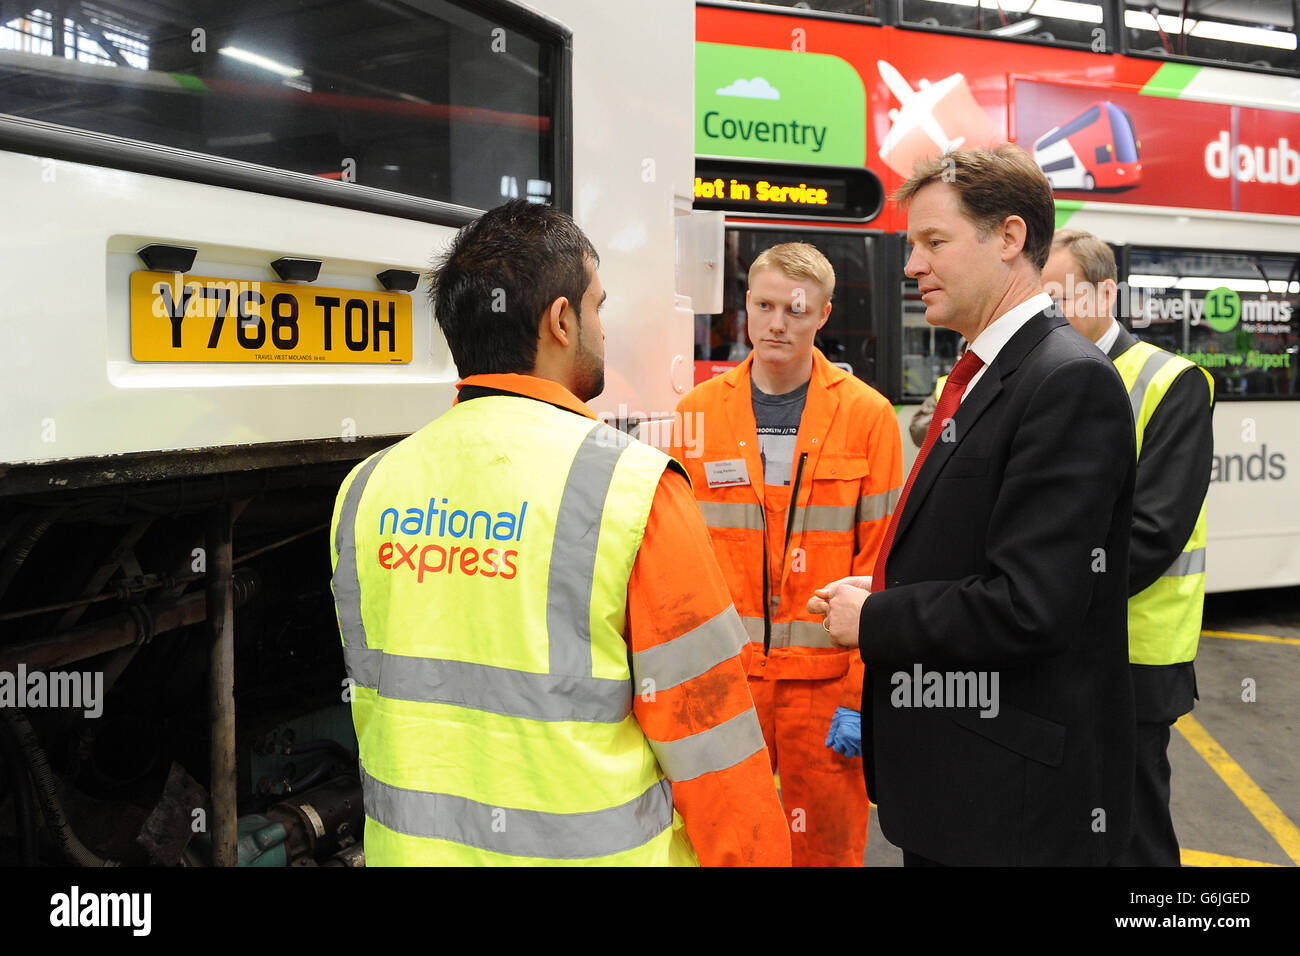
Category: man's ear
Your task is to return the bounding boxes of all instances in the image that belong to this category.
[999,215,1028,263]
[1100,277,1119,318]
[817,299,833,331]
[540,296,573,348]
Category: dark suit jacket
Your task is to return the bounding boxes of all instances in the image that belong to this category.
[859,310,1137,866]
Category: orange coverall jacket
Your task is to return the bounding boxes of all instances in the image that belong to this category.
[670,350,903,710]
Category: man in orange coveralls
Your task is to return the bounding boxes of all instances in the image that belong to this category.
[671,242,903,865]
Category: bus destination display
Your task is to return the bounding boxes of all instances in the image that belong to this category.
[693,159,882,221]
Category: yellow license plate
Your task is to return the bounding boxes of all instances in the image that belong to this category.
[130,271,413,364]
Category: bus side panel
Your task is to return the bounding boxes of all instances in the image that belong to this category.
[1204,402,1300,593]
[548,0,696,422]
[0,152,457,466]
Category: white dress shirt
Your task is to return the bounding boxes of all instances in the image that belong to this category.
[961,292,1056,403]
[1095,318,1120,355]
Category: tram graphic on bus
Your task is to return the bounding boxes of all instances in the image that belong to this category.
[1032,101,1143,192]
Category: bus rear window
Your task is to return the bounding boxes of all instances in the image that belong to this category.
[0,1,561,210]
[1128,248,1299,399]
[1123,1,1298,74]
[898,0,1110,50]
[722,0,877,18]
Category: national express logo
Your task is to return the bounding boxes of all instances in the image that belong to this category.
[375,498,525,581]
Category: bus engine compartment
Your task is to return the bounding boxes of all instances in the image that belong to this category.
[0,452,381,867]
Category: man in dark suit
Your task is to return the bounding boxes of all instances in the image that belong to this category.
[809,144,1137,866]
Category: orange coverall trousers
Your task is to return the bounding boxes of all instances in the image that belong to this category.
[748,674,870,867]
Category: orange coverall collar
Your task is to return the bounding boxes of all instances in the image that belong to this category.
[720,347,848,393]
[454,373,598,420]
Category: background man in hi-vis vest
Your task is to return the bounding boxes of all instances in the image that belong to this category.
[330,200,790,866]
[1042,229,1215,867]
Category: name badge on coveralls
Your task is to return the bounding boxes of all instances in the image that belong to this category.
[703,458,750,488]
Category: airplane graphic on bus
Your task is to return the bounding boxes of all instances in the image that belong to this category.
[1032,101,1142,191]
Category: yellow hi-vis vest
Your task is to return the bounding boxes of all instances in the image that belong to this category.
[1112,341,1215,667]
[330,395,699,866]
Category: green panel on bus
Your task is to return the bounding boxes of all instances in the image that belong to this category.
[696,42,866,167]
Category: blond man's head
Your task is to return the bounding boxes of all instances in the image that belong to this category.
[746,243,835,374]
[748,243,835,306]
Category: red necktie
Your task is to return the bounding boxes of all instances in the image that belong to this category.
[871,349,986,590]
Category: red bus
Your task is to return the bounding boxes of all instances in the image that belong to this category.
[691,0,1300,593]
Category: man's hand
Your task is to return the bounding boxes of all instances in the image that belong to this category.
[809,576,873,599]
[807,577,871,649]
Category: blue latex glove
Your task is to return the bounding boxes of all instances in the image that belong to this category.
[825,706,862,759]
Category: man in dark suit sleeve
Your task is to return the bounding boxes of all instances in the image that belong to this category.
[809,144,1137,866]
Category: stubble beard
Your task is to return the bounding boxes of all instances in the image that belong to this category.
[574,331,604,402]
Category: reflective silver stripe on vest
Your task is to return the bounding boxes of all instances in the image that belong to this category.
[1163,547,1206,578]
[857,487,901,523]
[374,653,631,723]
[698,500,764,531]
[333,448,394,687]
[1128,350,1176,423]
[344,645,383,691]
[701,499,868,534]
[361,767,673,860]
[801,503,856,532]
[647,709,767,783]
[740,616,836,650]
[702,502,863,538]
[631,605,745,692]
[547,423,635,676]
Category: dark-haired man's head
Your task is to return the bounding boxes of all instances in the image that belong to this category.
[895,143,1055,342]
[429,199,606,401]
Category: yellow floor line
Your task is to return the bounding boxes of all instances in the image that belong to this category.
[1202,629,1300,647]
[1175,713,1300,866]
[1181,848,1282,867]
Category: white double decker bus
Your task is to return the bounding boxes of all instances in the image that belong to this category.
[0,0,698,867]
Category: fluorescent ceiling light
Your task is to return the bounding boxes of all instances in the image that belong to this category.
[993,17,1041,37]
[1030,1,1103,24]
[922,0,1102,20]
[1267,280,1300,294]
[1192,19,1297,50]
[218,46,303,78]
[1124,11,1297,50]
[1128,274,1177,288]
[1174,277,1271,292]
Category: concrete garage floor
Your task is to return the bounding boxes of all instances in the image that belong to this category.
[861,586,1300,868]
